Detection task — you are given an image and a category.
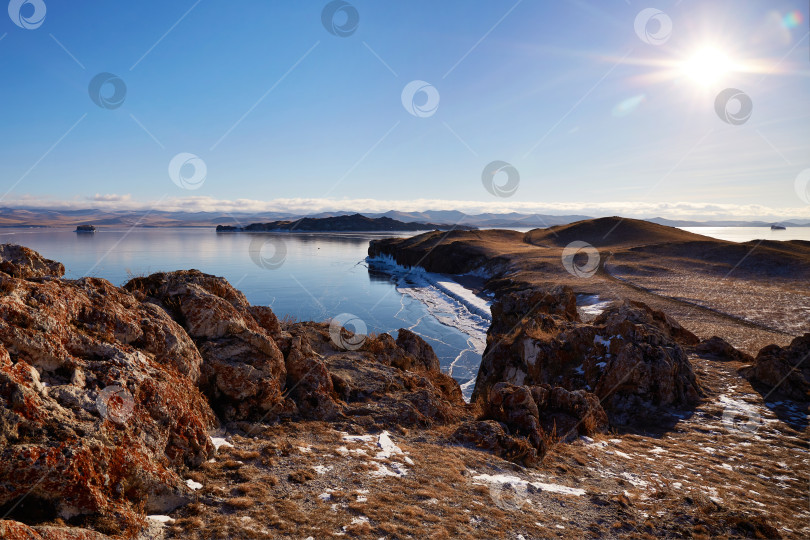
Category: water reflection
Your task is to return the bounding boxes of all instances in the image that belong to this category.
[0,227,481,393]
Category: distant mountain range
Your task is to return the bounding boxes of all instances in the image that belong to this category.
[1,207,808,229]
[215,214,476,232]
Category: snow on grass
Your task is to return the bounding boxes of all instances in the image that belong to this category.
[376,431,404,459]
[147,515,175,524]
[313,465,332,475]
[580,436,608,447]
[371,461,409,478]
[472,473,585,497]
[619,472,649,488]
[210,436,232,451]
[186,479,203,490]
[341,433,375,443]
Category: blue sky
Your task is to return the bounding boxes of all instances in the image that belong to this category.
[1,0,808,219]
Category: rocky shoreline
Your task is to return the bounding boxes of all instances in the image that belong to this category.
[1,239,808,538]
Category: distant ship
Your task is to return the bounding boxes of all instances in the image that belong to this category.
[770,224,786,230]
[75,225,96,233]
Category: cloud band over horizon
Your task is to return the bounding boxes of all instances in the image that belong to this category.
[2,194,807,222]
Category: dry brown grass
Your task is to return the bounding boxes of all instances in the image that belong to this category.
[287,468,316,484]
[225,497,254,509]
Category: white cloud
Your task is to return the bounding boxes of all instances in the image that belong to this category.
[1,194,808,221]
[89,193,132,202]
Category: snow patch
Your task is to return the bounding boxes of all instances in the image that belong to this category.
[210,436,232,451]
[472,473,585,496]
[185,479,202,490]
[376,431,404,459]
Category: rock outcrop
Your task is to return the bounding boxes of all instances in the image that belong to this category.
[454,381,609,465]
[743,333,810,401]
[695,336,754,363]
[125,270,288,422]
[452,419,539,466]
[473,289,703,427]
[0,244,64,279]
[0,520,108,540]
[280,322,467,427]
[0,263,216,528]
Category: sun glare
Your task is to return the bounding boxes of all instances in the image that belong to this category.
[681,47,735,86]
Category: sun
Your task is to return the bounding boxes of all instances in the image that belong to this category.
[680,46,735,86]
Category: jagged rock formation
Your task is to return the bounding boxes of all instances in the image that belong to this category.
[743,333,810,400]
[0,244,64,279]
[454,381,608,465]
[0,266,217,529]
[125,270,288,422]
[472,288,703,427]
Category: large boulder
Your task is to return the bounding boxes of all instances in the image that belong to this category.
[0,274,216,526]
[484,382,544,450]
[743,333,810,401]
[471,381,608,464]
[452,420,539,466]
[530,383,609,440]
[0,244,65,279]
[473,290,703,427]
[125,270,287,421]
[395,328,441,372]
[695,336,753,363]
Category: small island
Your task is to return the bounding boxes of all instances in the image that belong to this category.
[215,213,477,233]
[74,225,96,233]
[771,224,786,230]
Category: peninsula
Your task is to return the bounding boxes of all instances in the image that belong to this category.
[215,214,477,233]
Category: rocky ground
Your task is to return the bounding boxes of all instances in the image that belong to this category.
[1,222,809,539]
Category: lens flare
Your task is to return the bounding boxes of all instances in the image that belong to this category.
[612,94,646,117]
[782,11,803,29]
